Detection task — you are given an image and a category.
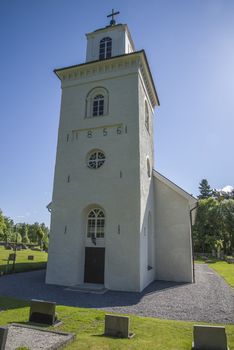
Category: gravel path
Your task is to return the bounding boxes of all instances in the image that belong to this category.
[0,264,233,324]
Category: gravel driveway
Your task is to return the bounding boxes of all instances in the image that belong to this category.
[0,264,233,324]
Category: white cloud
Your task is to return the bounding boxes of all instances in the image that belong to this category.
[221,185,233,193]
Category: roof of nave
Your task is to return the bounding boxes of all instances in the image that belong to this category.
[153,170,198,207]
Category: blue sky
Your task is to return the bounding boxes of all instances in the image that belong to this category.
[1,0,234,226]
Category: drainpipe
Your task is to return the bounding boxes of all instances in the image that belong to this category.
[190,203,198,283]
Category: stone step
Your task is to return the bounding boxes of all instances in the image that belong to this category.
[65,283,108,294]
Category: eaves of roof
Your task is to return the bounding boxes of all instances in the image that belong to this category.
[54,50,160,106]
[153,169,198,206]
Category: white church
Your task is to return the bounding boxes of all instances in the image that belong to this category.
[46,12,197,292]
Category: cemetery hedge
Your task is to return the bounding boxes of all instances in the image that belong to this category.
[0,246,47,274]
[0,296,233,350]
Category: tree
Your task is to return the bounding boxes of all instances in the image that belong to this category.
[193,195,234,255]
[42,233,49,251]
[193,197,219,253]
[198,179,212,199]
[21,224,30,244]
[3,216,14,242]
[221,199,234,254]
[36,227,44,247]
[28,222,40,242]
[231,189,234,199]
[0,210,7,241]
[214,239,224,258]
[12,232,22,243]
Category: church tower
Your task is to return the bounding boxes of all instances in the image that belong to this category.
[46,12,195,292]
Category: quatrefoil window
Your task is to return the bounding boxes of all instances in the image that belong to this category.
[87,150,105,169]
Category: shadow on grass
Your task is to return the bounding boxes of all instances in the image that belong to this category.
[0,296,29,310]
[16,321,50,328]
[0,262,47,274]
[91,334,110,338]
[195,256,220,264]
[90,333,135,340]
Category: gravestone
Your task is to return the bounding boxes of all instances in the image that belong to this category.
[192,325,229,350]
[8,253,16,261]
[104,314,134,338]
[28,255,34,260]
[0,326,8,350]
[29,299,58,325]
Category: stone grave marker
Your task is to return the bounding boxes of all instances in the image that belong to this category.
[8,253,16,261]
[29,299,59,326]
[0,326,8,350]
[192,325,229,350]
[104,314,134,338]
[28,255,34,260]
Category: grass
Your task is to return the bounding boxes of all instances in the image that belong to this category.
[195,256,234,288]
[207,260,234,288]
[0,296,233,350]
[0,246,47,274]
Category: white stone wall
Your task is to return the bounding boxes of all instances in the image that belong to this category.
[153,175,193,283]
[137,73,156,291]
[46,64,143,291]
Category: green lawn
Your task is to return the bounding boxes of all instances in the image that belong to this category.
[0,246,47,274]
[0,296,233,350]
[195,256,234,288]
[208,261,234,288]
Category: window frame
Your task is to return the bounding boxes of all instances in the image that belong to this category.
[87,150,106,169]
[92,94,105,117]
[99,37,112,60]
[85,87,109,118]
[87,208,105,239]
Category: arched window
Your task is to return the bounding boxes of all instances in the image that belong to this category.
[86,87,109,118]
[145,101,149,132]
[99,37,112,60]
[93,94,104,116]
[87,208,105,238]
[87,150,105,169]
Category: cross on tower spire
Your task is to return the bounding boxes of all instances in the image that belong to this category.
[107,9,120,26]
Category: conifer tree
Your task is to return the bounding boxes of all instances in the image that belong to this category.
[198,179,212,199]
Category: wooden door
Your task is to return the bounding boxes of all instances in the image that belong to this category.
[84,247,105,284]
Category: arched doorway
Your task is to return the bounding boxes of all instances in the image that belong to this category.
[84,208,105,284]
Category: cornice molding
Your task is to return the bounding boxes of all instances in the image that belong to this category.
[55,52,159,108]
